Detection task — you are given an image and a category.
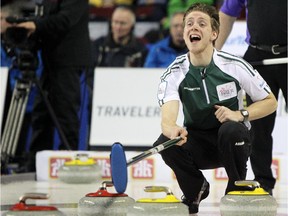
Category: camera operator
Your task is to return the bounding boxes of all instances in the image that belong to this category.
[1,3,43,170]
[16,0,93,172]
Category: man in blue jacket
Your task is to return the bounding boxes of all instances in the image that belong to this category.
[144,12,187,68]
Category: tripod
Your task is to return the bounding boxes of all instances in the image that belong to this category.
[1,74,31,170]
[1,68,72,173]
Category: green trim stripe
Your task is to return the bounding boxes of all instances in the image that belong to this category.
[160,55,186,81]
[160,67,172,81]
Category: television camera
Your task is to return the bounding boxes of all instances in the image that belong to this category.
[3,0,44,75]
[3,17,40,76]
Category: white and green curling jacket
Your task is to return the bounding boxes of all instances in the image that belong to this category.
[157,49,271,130]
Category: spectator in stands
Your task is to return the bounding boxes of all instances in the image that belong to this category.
[1,3,43,171]
[91,5,147,67]
[144,11,187,68]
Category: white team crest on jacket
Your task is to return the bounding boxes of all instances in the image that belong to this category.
[216,81,237,101]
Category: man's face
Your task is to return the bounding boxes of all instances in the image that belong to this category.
[111,9,134,43]
[170,13,185,47]
[0,11,12,34]
[183,11,217,54]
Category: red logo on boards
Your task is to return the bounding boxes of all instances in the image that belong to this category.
[49,157,71,179]
[131,158,154,179]
[94,157,110,178]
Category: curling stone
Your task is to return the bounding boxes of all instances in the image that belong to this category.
[220,180,277,216]
[78,181,135,216]
[2,193,65,216]
[58,153,101,184]
[127,186,189,215]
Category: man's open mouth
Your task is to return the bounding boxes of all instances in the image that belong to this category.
[190,34,201,42]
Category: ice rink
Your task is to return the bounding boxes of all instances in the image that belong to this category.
[1,172,287,216]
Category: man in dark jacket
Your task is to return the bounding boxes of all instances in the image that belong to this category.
[17,0,93,171]
[92,5,147,67]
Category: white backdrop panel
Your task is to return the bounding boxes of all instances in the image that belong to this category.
[89,68,164,146]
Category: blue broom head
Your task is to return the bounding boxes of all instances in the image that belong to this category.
[110,142,128,194]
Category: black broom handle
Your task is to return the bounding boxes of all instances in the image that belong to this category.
[127,136,182,166]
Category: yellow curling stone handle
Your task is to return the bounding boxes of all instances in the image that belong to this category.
[137,186,181,203]
[228,180,269,195]
[64,153,95,166]
[137,194,181,203]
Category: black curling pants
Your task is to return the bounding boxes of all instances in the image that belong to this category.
[153,121,251,201]
[244,46,287,190]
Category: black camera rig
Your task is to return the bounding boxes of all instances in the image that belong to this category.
[3,18,40,73]
[2,0,44,75]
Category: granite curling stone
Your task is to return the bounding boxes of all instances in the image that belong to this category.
[220,180,277,216]
[78,181,135,216]
[58,153,101,184]
[127,186,189,215]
